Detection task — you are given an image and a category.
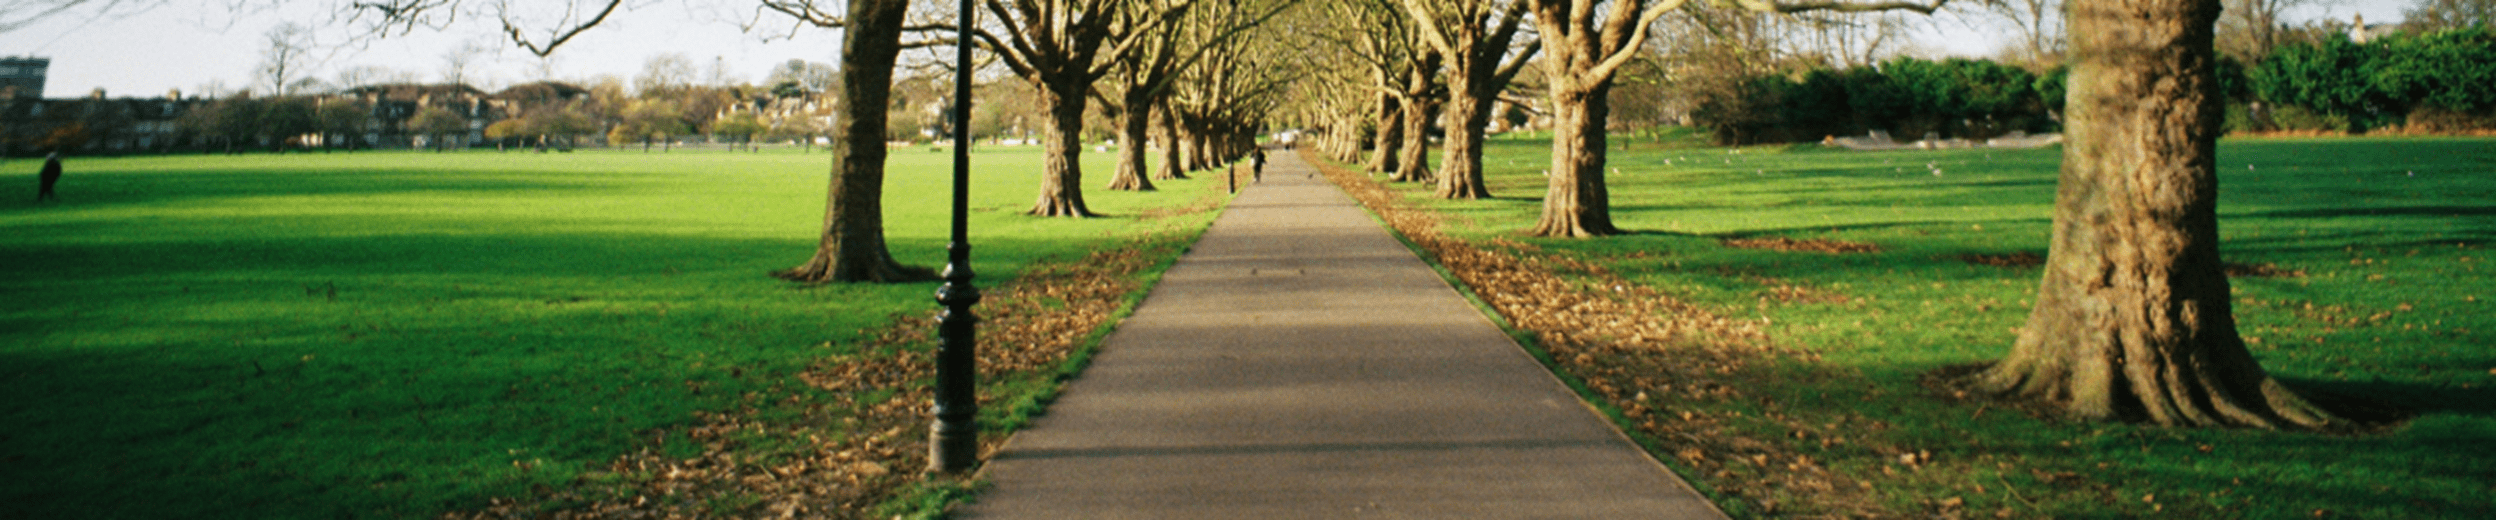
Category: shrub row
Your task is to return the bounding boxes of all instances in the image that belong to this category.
[1692,27,2496,144]
[1691,57,2066,146]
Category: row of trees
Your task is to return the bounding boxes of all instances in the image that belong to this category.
[1285,0,1951,236]
[1278,0,2390,433]
[590,0,1299,281]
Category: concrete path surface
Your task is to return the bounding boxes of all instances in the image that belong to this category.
[954,152,1725,519]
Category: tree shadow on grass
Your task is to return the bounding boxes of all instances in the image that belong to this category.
[2284,376,2496,418]
[0,228,1110,520]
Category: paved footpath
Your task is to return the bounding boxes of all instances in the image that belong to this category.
[955,152,1725,519]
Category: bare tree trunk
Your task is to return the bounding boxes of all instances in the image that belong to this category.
[1436,87,1492,198]
[1107,92,1157,191]
[1530,82,1618,237]
[1390,49,1442,183]
[1188,119,1218,170]
[1949,0,2357,431]
[1030,81,1097,217]
[1369,93,1404,174]
[1336,115,1369,162]
[1154,105,1188,180]
[1392,93,1436,182]
[775,0,925,283]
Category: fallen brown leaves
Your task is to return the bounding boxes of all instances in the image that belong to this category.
[2224,262,2307,278]
[442,191,1215,520]
[1307,150,1892,517]
[1723,236,1883,254]
[1956,252,2046,268]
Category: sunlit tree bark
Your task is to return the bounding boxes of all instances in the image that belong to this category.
[1951,0,2360,431]
[1398,0,1540,199]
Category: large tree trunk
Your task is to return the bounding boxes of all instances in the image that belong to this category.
[1188,117,1218,170]
[1030,80,1096,217]
[1949,0,2355,431]
[1436,73,1494,199]
[1437,86,1487,197]
[775,0,924,283]
[1391,94,1436,183]
[1530,82,1618,237]
[1340,115,1371,163]
[1154,106,1188,180]
[1391,51,1442,183]
[1368,92,1403,174]
[1106,91,1157,191]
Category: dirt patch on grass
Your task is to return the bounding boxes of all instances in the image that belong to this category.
[2225,262,2306,278]
[1956,251,2046,268]
[1758,278,1853,304]
[1307,149,1894,517]
[1722,236,1883,254]
[444,191,1218,519]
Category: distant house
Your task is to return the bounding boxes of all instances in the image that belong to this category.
[490,81,590,118]
[0,89,204,154]
[1,56,48,99]
[345,83,492,147]
[2351,13,2400,44]
[718,89,837,145]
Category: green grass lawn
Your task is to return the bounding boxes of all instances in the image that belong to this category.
[0,147,1219,519]
[1390,133,2493,518]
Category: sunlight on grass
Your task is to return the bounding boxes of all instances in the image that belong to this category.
[0,146,1216,519]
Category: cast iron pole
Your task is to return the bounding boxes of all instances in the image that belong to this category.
[930,0,981,474]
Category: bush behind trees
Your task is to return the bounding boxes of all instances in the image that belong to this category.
[1692,57,2064,145]
[1699,27,2494,144]
[2250,27,2496,133]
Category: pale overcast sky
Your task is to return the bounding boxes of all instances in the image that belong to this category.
[0,0,2422,99]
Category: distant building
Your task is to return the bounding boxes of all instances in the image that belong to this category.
[0,91,203,154]
[344,83,492,147]
[2351,13,2400,44]
[1,56,48,99]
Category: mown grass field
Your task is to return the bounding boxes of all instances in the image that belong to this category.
[0,147,1222,519]
[1386,132,2492,518]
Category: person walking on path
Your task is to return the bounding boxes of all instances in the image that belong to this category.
[35,152,62,203]
[1249,146,1266,182]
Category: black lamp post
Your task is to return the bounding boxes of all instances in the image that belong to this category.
[929,0,981,474]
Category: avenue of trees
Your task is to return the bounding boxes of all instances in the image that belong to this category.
[9,0,2460,433]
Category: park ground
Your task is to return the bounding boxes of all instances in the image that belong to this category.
[0,146,1232,519]
[2,133,2491,519]
[1325,130,2492,518]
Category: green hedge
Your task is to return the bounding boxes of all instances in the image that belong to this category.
[1691,57,2064,146]
[2247,27,2495,132]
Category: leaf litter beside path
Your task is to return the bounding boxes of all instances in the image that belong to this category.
[444,191,1223,520]
[1309,151,1909,517]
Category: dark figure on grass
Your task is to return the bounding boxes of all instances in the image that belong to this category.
[35,152,62,203]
